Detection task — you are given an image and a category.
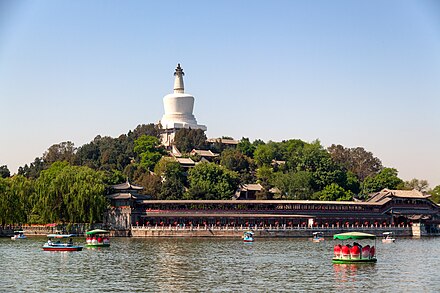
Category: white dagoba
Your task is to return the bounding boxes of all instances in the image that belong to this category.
[160,64,206,146]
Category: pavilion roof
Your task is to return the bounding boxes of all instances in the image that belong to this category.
[207,138,239,145]
[367,188,430,203]
[108,193,150,200]
[175,157,195,165]
[190,149,219,157]
[238,183,263,191]
[112,181,144,190]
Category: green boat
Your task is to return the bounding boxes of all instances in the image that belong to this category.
[85,229,110,247]
[332,232,377,264]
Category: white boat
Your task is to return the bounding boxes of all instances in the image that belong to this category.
[382,232,395,243]
[11,231,26,240]
[43,234,83,251]
[312,232,324,242]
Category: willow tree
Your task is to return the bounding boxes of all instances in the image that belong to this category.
[8,175,35,224]
[34,162,107,224]
[0,178,15,225]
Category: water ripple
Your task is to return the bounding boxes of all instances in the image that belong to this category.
[1,237,440,292]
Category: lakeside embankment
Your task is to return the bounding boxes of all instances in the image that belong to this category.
[2,223,437,238]
[130,225,415,237]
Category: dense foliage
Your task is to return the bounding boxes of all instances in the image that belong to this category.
[0,162,107,226]
[1,123,438,225]
[186,162,239,200]
[174,128,207,153]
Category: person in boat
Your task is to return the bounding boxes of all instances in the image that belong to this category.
[353,242,362,249]
[47,239,52,245]
[68,238,73,245]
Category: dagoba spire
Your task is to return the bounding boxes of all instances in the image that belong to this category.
[160,63,207,147]
[173,63,185,93]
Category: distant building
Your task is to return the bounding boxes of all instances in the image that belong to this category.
[190,149,219,161]
[235,183,264,200]
[105,180,149,230]
[106,188,440,234]
[207,138,239,148]
[160,64,207,147]
[174,157,196,171]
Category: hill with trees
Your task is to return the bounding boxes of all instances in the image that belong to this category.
[1,124,438,226]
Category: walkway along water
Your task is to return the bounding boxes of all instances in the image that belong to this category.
[130,224,416,237]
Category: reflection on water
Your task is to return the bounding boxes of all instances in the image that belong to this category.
[1,237,440,292]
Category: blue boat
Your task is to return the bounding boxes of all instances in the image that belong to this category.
[42,234,83,252]
[243,231,255,242]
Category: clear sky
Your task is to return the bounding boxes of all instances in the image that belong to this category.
[1,0,439,187]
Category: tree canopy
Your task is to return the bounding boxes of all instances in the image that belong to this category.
[174,128,207,153]
[186,162,239,200]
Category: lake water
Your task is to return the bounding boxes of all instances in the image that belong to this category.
[1,236,440,292]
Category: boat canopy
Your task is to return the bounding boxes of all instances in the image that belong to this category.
[86,229,110,235]
[14,231,25,233]
[333,232,376,240]
[47,234,76,238]
[313,232,323,235]
[383,232,393,235]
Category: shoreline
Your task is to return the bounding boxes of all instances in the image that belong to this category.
[3,223,438,238]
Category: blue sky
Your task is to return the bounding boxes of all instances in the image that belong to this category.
[1,0,439,187]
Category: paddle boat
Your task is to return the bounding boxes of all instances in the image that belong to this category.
[11,231,26,240]
[332,232,377,264]
[312,232,324,242]
[85,229,111,247]
[42,234,83,251]
[243,231,255,242]
[382,232,396,243]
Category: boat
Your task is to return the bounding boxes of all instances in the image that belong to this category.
[312,232,324,242]
[382,232,396,243]
[11,231,27,240]
[85,229,111,247]
[243,231,255,242]
[42,234,83,251]
[332,232,377,264]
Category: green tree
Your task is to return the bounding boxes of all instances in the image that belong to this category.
[429,185,440,203]
[134,135,165,171]
[343,171,361,195]
[237,137,256,158]
[317,183,353,201]
[361,168,404,196]
[0,178,20,225]
[403,178,429,192]
[155,157,185,200]
[254,142,279,167]
[274,171,313,200]
[0,165,10,178]
[328,144,383,181]
[34,162,107,224]
[43,141,77,165]
[220,149,250,173]
[289,141,345,192]
[135,173,162,197]
[7,175,35,224]
[18,157,45,179]
[174,128,207,153]
[186,162,239,200]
